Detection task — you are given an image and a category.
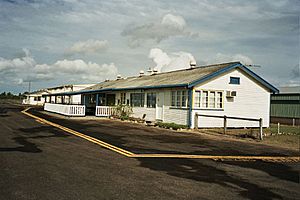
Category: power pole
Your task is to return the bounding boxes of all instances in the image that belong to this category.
[28,81,31,93]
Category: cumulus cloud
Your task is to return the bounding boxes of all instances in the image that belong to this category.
[122,14,196,47]
[212,53,254,65]
[36,59,118,82]
[65,39,109,56]
[148,48,196,72]
[0,49,118,87]
[0,48,35,72]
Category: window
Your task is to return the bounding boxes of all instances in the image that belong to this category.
[89,94,96,103]
[230,77,240,84]
[130,93,145,107]
[209,91,215,108]
[120,93,126,105]
[202,91,208,108]
[176,91,181,107]
[194,91,201,107]
[171,91,176,106]
[216,92,223,108]
[171,90,188,108]
[194,90,224,109]
[147,93,156,108]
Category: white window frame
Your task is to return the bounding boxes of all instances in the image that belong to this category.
[194,90,224,109]
[171,90,188,108]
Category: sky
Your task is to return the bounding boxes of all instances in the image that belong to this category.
[0,0,299,93]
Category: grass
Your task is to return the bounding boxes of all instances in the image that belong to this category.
[268,123,300,135]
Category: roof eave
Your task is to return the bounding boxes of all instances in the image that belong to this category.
[188,62,279,93]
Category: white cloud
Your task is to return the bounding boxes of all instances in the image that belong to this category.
[65,39,109,56]
[212,53,254,65]
[34,59,118,82]
[148,48,196,72]
[122,13,196,47]
[0,49,118,87]
[0,48,35,72]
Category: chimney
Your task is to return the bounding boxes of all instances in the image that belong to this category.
[190,61,196,68]
[139,70,145,77]
[116,74,122,80]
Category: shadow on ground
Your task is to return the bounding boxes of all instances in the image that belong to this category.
[0,125,69,153]
[137,158,298,200]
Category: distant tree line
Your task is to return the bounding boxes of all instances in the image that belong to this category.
[0,92,26,99]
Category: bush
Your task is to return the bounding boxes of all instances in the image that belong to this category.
[156,122,188,130]
[113,104,133,120]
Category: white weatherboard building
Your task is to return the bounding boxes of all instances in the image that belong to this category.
[43,62,278,128]
[23,84,94,106]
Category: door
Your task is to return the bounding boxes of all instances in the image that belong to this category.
[156,92,164,120]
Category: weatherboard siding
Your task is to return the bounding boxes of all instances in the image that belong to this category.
[191,69,271,128]
[132,107,156,121]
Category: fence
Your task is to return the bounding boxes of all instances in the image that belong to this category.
[44,103,85,116]
[195,114,264,140]
[95,106,116,117]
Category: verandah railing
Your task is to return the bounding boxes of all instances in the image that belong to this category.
[95,106,116,117]
[44,103,85,116]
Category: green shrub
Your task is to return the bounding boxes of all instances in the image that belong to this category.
[114,104,133,119]
[156,122,188,130]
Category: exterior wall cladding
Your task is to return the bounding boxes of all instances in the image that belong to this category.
[191,69,270,128]
[111,68,271,128]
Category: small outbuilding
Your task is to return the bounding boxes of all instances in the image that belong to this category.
[270,86,300,125]
[44,62,278,128]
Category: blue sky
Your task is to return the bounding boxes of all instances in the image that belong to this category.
[0,0,299,93]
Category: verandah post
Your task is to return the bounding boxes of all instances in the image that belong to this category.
[224,115,227,134]
[259,118,263,140]
[96,94,99,107]
[194,114,198,129]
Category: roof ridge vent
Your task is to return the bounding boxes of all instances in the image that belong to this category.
[139,70,145,77]
[147,67,153,75]
[116,74,122,80]
[190,61,196,69]
[152,68,158,75]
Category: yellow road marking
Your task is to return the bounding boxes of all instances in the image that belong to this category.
[131,154,299,162]
[21,108,133,157]
[21,108,300,162]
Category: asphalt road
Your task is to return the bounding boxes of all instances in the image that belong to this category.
[0,102,299,200]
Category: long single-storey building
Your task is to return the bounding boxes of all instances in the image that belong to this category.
[43,62,278,128]
[23,84,94,106]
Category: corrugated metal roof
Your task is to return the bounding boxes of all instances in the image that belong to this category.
[82,62,238,91]
[44,61,279,96]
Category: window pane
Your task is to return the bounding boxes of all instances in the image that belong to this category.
[176,91,181,107]
[217,92,223,108]
[209,91,215,108]
[147,93,156,108]
[202,91,208,108]
[230,77,240,84]
[130,93,144,107]
[181,91,186,107]
[171,91,176,106]
[194,91,201,107]
[120,93,126,104]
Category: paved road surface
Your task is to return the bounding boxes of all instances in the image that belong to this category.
[0,103,299,200]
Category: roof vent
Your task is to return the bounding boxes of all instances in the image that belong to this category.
[147,67,153,75]
[139,70,145,77]
[190,61,196,68]
[105,79,109,82]
[152,68,158,75]
[116,74,122,80]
